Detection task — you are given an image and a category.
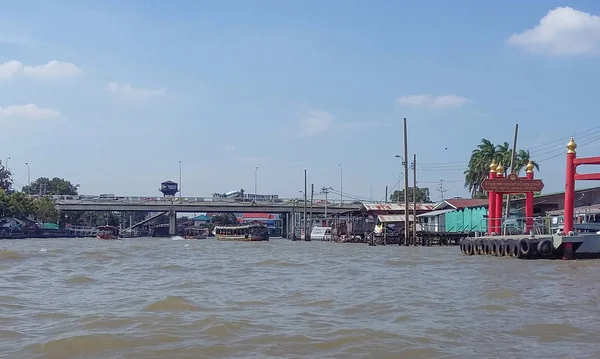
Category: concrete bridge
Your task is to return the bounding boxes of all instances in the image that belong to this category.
[53,196,361,214]
[53,195,362,235]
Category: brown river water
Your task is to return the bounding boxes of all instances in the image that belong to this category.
[1,238,599,359]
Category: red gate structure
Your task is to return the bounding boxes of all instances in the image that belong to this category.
[564,137,600,233]
[482,160,544,235]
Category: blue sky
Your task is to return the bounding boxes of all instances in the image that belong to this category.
[2,0,600,202]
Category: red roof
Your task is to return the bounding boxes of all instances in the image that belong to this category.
[444,198,489,209]
[242,213,271,219]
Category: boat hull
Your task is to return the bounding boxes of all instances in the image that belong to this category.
[215,234,269,241]
[184,235,208,240]
[97,234,119,240]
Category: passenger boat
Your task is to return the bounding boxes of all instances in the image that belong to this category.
[96,225,120,240]
[213,223,270,241]
[184,227,209,239]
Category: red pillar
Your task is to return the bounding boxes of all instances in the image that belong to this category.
[494,164,505,233]
[525,161,534,233]
[563,138,577,234]
[487,161,497,235]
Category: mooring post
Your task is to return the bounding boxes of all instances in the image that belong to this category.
[494,163,505,233]
[563,138,577,260]
[488,160,497,234]
[525,161,535,233]
[564,138,577,234]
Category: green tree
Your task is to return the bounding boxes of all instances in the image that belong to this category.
[211,213,237,225]
[390,187,431,203]
[0,161,13,192]
[7,191,35,218]
[464,139,540,198]
[22,177,79,196]
[34,196,59,222]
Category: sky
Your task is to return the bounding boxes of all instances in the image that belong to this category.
[2,0,600,203]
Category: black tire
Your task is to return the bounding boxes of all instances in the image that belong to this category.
[512,241,521,258]
[519,238,530,258]
[484,239,491,255]
[537,239,554,258]
[491,240,499,256]
[498,240,506,256]
[504,240,512,257]
[466,240,474,255]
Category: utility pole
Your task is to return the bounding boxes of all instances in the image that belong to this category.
[304,169,308,240]
[310,183,314,231]
[178,161,182,201]
[438,179,447,201]
[321,186,333,218]
[385,185,388,203]
[412,153,417,245]
[25,162,30,194]
[403,118,409,246]
[504,124,519,235]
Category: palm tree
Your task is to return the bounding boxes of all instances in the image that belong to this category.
[464,139,540,198]
[464,139,497,197]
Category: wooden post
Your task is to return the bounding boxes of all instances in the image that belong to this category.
[403,118,409,246]
[412,153,417,245]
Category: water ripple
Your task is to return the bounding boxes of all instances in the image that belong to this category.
[1,238,600,358]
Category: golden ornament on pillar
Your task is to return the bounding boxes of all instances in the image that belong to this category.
[496,162,504,176]
[526,160,535,173]
[567,137,577,154]
[489,160,497,173]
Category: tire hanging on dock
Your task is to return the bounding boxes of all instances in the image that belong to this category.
[503,240,512,257]
[537,239,554,258]
[519,238,530,258]
[498,240,506,256]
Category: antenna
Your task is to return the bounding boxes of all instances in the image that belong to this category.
[437,179,447,201]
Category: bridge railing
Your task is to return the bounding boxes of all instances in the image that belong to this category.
[50,194,367,206]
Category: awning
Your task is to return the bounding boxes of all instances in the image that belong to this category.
[377,214,414,222]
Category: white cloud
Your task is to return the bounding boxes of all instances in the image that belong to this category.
[0,60,22,80]
[0,104,61,120]
[23,60,81,79]
[396,94,470,108]
[0,60,81,80]
[105,81,167,99]
[507,7,600,55]
[297,110,334,137]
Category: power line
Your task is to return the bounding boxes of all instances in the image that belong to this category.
[417,124,600,168]
[437,179,447,201]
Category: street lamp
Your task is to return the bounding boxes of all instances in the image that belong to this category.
[338,164,343,204]
[5,157,10,170]
[395,155,405,204]
[254,166,259,202]
[178,160,182,200]
[25,162,30,194]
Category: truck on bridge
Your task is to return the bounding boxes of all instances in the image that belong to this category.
[212,189,245,202]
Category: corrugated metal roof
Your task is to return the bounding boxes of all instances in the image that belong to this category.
[416,209,454,218]
[362,203,435,211]
[377,214,415,222]
[434,199,488,210]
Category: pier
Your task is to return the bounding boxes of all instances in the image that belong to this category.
[461,137,600,260]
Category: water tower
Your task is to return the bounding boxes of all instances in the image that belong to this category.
[160,180,178,197]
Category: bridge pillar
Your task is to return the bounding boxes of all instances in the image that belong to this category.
[169,208,177,236]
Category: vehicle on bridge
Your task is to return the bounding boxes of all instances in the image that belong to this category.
[213,223,269,241]
[97,225,119,240]
[212,189,246,202]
